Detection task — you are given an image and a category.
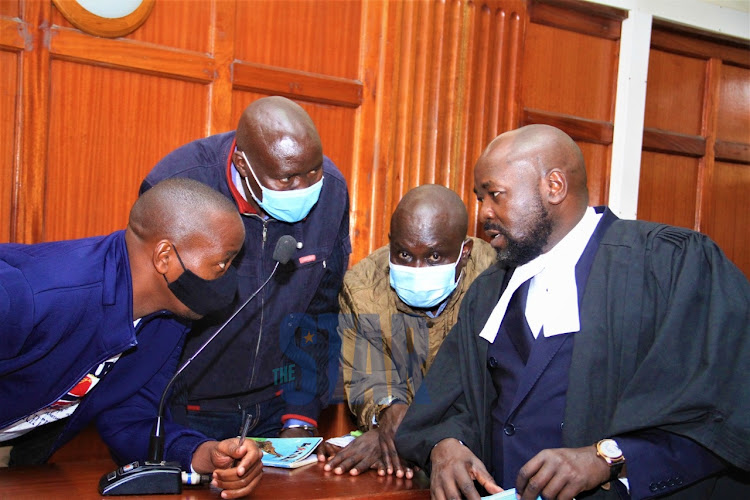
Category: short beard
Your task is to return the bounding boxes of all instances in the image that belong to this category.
[487,199,553,268]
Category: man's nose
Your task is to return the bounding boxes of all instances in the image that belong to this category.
[478,200,494,224]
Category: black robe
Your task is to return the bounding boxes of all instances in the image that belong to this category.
[396,209,750,499]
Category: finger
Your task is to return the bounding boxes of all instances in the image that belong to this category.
[405,467,414,479]
[213,457,262,483]
[324,446,353,471]
[219,469,263,499]
[349,453,378,476]
[517,465,553,500]
[235,443,262,476]
[213,461,262,489]
[471,462,502,495]
[379,437,393,474]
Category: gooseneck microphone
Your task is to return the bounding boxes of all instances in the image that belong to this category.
[99,235,298,495]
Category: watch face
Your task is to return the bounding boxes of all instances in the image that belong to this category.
[600,439,623,458]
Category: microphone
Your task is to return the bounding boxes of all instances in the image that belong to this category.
[99,235,298,495]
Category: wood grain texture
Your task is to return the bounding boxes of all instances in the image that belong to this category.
[642,128,706,157]
[528,0,625,40]
[637,151,700,230]
[644,49,706,136]
[233,62,363,108]
[14,0,51,244]
[51,0,213,53]
[0,0,19,18]
[0,15,24,50]
[651,21,750,69]
[704,161,750,275]
[235,0,362,80]
[0,49,17,242]
[521,19,618,122]
[641,22,750,276]
[717,64,750,145]
[44,60,208,241]
[50,27,216,83]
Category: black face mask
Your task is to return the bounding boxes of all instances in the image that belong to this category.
[163,245,238,316]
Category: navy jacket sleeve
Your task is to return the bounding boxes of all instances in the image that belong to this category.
[95,321,211,470]
[616,430,725,499]
[280,197,351,424]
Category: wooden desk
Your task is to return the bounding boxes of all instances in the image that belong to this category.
[0,460,430,500]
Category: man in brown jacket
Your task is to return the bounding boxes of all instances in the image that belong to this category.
[326,184,496,478]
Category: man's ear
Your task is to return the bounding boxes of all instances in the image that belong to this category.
[153,239,173,276]
[546,169,567,205]
[233,150,249,176]
[461,238,474,262]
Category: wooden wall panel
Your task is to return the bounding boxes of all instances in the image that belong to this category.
[45,61,209,241]
[0,49,17,243]
[717,64,750,145]
[704,161,750,274]
[0,0,18,17]
[235,0,361,79]
[231,90,357,185]
[578,142,610,206]
[637,151,699,229]
[644,50,705,136]
[522,23,617,121]
[50,1,213,53]
[641,22,750,276]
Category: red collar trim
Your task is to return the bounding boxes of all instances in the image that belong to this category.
[226,139,257,215]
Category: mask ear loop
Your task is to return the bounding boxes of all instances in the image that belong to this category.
[239,151,264,203]
[162,243,187,285]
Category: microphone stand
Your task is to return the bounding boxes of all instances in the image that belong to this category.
[99,236,297,495]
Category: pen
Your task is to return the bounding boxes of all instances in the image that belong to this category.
[238,413,252,448]
[234,414,252,468]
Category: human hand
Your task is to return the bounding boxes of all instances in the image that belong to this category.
[323,428,382,475]
[375,403,413,478]
[515,445,612,500]
[191,438,263,499]
[429,438,502,500]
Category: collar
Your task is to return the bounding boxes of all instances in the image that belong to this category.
[225,139,257,215]
[478,207,602,342]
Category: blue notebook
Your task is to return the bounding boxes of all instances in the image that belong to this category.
[482,488,541,500]
[250,437,322,469]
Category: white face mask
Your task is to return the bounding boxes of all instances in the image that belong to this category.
[389,240,466,309]
[240,151,324,222]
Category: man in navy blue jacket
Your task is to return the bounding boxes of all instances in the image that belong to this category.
[0,179,264,498]
[140,96,351,451]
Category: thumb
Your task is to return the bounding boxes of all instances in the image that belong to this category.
[472,463,503,495]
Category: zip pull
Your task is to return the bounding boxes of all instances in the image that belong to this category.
[323,260,326,269]
[262,222,268,243]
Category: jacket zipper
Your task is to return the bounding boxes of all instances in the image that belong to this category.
[247,215,269,388]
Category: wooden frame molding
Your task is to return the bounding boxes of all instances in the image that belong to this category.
[642,128,706,158]
[51,0,156,39]
[0,17,26,51]
[233,61,363,108]
[529,0,627,40]
[523,108,614,145]
[49,27,216,83]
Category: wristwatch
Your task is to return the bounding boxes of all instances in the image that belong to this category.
[596,439,626,486]
[372,396,405,428]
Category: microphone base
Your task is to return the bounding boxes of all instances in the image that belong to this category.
[99,460,182,495]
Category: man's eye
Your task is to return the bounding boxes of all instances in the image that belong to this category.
[280,177,291,182]
[429,252,441,262]
[398,251,410,260]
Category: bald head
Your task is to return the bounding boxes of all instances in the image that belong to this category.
[391,184,468,242]
[129,178,242,247]
[236,96,322,167]
[389,184,472,281]
[474,125,589,266]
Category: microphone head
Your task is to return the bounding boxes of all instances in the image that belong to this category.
[273,235,298,264]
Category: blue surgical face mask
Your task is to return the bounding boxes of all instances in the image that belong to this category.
[389,240,466,309]
[240,151,323,223]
